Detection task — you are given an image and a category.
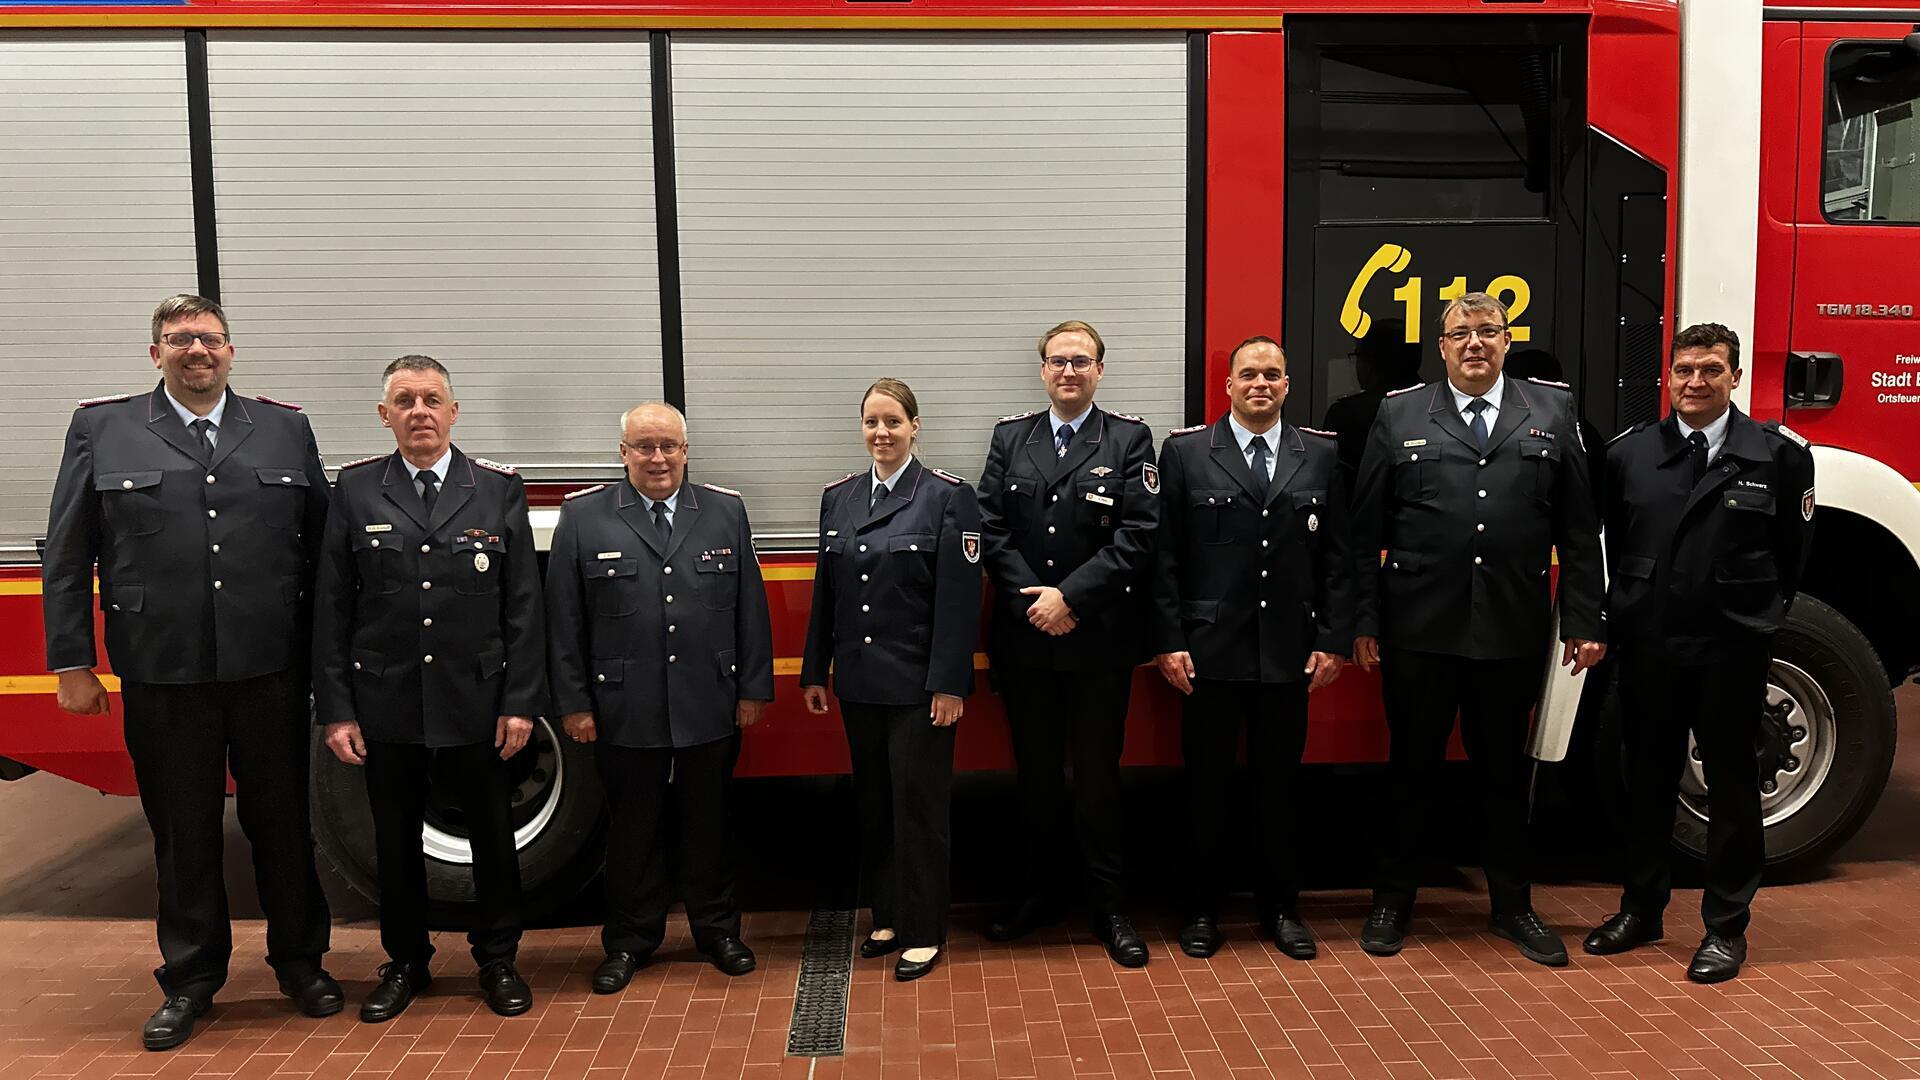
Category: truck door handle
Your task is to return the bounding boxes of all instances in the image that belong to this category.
[1785,351,1844,410]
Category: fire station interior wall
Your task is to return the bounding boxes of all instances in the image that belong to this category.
[670,32,1189,542]
[203,32,666,476]
[0,32,199,555]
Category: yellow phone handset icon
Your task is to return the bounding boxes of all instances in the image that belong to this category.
[1340,243,1414,339]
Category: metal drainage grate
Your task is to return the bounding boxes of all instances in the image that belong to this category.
[787,908,855,1057]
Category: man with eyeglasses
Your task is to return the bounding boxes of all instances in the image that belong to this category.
[544,402,773,990]
[312,355,546,1022]
[1584,323,1813,984]
[43,294,339,1050]
[976,319,1157,966]
[1350,293,1605,966]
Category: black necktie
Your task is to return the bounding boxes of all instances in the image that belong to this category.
[1056,423,1075,458]
[190,418,215,464]
[1689,430,1710,485]
[1248,435,1271,501]
[1467,398,1491,452]
[651,500,671,542]
[871,483,889,512]
[418,469,439,515]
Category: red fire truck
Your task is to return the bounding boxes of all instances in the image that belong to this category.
[0,0,1912,914]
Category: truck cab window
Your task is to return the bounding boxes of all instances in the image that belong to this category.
[1824,43,1920,223]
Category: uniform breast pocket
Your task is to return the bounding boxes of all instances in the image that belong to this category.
[253,467,309,529]
[584,558,638,617]
[454,535,507,595]
[1393,451,1436,502]
[1189,489,1241,545]
[96,470,165,536]
[696,556,740,611]
[1518,438,1560,502]
[890,533,936,587]
[1721,487,1775,519]
[1291,490,1328,539]
[1000,479,1039,528]
[351,532,402,595]
[1075,480,1122,529]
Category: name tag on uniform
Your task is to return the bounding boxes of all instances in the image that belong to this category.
[597,551,623,560]
[1401,439,1428,448]
[364,523,393,533]
[1736,480,1767,490]
[1084,492,1115,507]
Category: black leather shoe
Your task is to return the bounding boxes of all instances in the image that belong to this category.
[1488,910,1569,967]
[1687,932,1746,984]
[360,962,431,1024]
[278,971,345,1018]
[894,949,940,981]
[985,895,1054,942]
[478,959,532,1017]
[1091,913,1149,968]
[702,937,757,976]
[1179,915,1221,959]
[859,933,902,959]
[1360,906,1408,956]
[591,952,646,994]
[142,996,208,1051]
[1265,912,1318,961]
[1583,912,1664,956]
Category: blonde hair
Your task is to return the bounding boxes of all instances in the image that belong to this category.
[1037,319,1106,361]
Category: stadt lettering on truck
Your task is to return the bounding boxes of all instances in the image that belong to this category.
[0,0,1912,918]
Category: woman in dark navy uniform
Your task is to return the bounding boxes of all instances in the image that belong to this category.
[801,378,984,981]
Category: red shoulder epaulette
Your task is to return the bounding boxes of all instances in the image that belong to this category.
[1168,424,1208,437]
[702,482,743,498]
[1385,382,1427,398]
[1525,377,1570,390]
[77,393,131,408]
[471,457,517,476]
[254,394,302,411]
[1298,426,1337,439]
[563,483,607,501]
[825,472,862,489]
[337,455,385,470]
[996,409,1042,425]
[929,467,967,485]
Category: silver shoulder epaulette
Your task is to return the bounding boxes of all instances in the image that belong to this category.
[563,483,607,501]
[1526,376,1571,390]
[825,472,862,490]
[702,482,743,498]
[929,467,966,485]
[77,393,132,408]
[1168,423,1208,437]
[1298,426,1337,439]
[1385,382,1427,398]
[254,394,303,411]
[996,409,1042,425]
[338,454,386,470]
[471,457,517,476]
[1769,421,1810,449]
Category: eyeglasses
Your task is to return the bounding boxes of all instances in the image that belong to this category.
[1043,355,1098,373]
[623,440,684,458]
[1441,326,1507,344]
[158,332,230,350]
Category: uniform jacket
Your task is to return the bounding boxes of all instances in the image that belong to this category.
[801,458,984,705]
[312,447,547,747]
[1601,408,1815,662]
[976,405,1157,671]
[545,479,775,749]
[1352,376,1605,659]
[1150,417,1353,683]
[43,382,329,684]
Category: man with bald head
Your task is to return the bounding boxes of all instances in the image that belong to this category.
[545,403,774,989]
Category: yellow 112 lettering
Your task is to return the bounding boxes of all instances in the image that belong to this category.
[1340,242,1533,344]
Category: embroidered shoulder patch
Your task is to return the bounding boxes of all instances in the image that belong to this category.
[1803,487,1816,522]
[825,471,861,489]
[1385,382,1427,397]
[701,482,743,498]
[1525,376,1571,390]
[337,455,386,470]
[563,483,607,501]
[77,393,131,408]
[961,532,982,563]
[254,394,303,411]
[471,456,517,476]
[1771,422,1810,449]
[996,409,1042,425]
[930,467,967,485]
[1143,462,1160,495]
[1168,423,1208,437]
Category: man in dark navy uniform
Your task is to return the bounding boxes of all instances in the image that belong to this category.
[43,294,339,1050]
[312,355,546,1022]
[1150,336,1352,960]
[1351,293,1606,966]
[1584,323,1815,983]
[546,401,774,991]
[976,319,1156,967]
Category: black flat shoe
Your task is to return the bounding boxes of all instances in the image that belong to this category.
[142,996,208,1051]
[478,959,532,1017]
[894,949,940,982]
[1583,912,1664,956]
[1488,910,1569,967]
[985,895,1054,942]
[860,933,902,959]
[1359,906,1408,957]
[592,952,646,994]
[1688,932,1746,984]
[702,937,757,976]
[360,962,431,1024]
[1095,914,1149,968]
[1268,913,1318,961]
[1179,915,1221,959]
[278,971,344,1018]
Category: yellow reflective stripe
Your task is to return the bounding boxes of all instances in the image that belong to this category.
[0,674,121,695]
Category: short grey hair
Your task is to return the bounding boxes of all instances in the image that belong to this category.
[1437,291,1509,331]
[382,354,453,397]
[151,294,229,344]
[620,401,689,441]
